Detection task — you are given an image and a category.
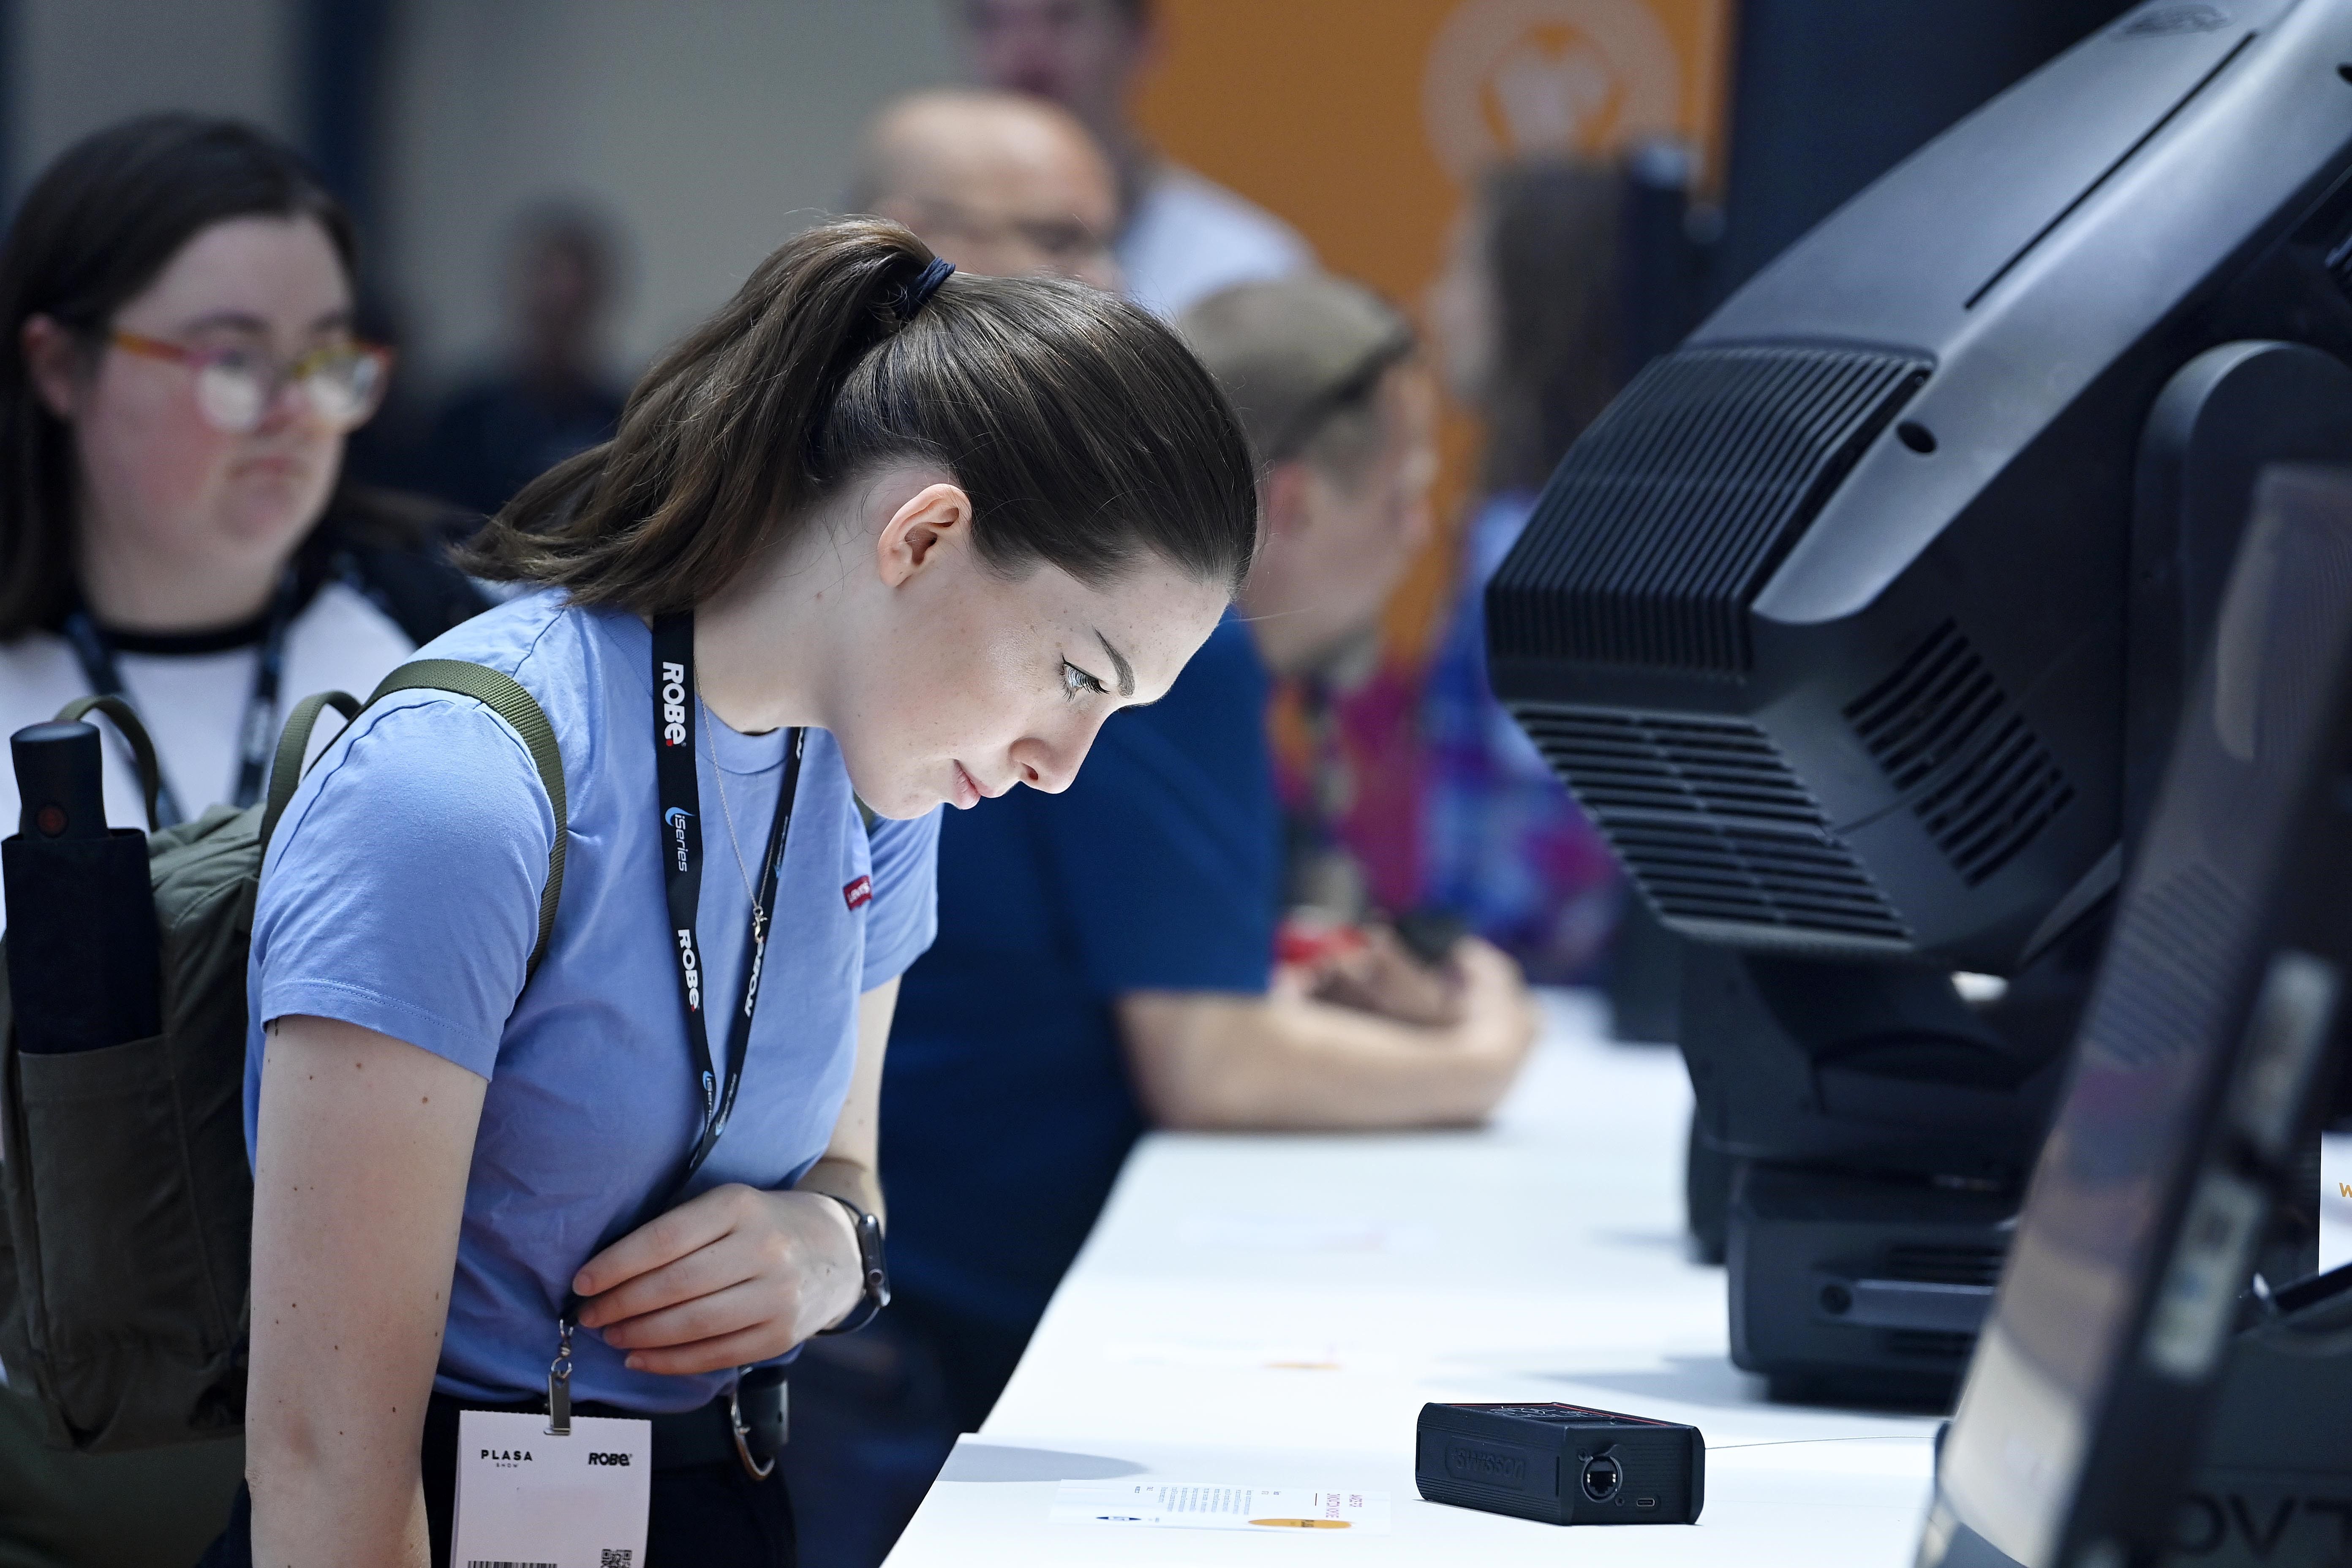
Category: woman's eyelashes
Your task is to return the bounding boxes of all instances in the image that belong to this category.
[1061,659,1108,701]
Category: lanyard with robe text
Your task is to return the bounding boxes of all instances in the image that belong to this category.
[62,568,300,828]
[546,612,803,1433]
[651,610,804,1204]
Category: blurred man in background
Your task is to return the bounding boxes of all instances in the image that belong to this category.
[959,0,1312,317]
[415,204,626,522]
[849,88,1121,290]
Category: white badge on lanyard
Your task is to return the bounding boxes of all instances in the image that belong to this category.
[452,1408,651,1568]
[452,1318,651,1566]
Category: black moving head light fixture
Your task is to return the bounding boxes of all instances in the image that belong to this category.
[1487,0,2352,1402]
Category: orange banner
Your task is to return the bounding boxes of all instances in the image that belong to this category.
[1134,0,1734,657]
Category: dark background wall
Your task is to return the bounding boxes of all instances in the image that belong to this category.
[1713,0,2140,298]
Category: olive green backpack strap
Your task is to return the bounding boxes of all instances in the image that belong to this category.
[53,693,164,832]
[259,691,364,846]
[362,660,569,978]
[256,662,568,978]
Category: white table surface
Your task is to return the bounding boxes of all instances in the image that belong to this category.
[2321,1132,2352,1274]
[884,993,1943,1566]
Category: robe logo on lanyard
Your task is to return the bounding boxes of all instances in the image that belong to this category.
[649,613,803,1158]
[658,658,705,1015]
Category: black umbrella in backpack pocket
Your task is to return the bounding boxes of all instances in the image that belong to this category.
[3,698,163,1054]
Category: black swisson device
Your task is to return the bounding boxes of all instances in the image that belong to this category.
[1415,1402,1704,1525]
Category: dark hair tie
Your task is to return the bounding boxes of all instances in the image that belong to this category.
[898,257,956,322]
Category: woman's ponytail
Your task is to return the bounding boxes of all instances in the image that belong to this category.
[466,217,1257,611]
[469,221,941,610]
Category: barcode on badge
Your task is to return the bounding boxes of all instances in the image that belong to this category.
[602,1554,634,1568]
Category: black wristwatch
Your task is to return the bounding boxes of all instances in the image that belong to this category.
[816,1193,890,1336]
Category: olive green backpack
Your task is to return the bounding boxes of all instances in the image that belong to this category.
[0,660,567,1454]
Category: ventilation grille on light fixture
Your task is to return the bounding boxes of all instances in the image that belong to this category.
[1514,706,1911,951]
[1846,622,2075,887]
[1883,1243,2004,1289]
[1487,343,1932,676]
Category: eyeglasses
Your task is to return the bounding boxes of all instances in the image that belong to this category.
[898,198,1115,280]
[109,329,392,434]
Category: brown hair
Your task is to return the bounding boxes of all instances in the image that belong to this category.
[1178,273,1416,490]
[0,114,357,639]
[1478,159,1622,495]
[467,218,1258,607]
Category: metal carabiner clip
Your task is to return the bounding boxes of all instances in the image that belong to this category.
[546,1316,575,1437]
[730,1382,776,1480]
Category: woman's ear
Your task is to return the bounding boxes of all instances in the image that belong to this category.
[1260,458,1318,542]
[874,480,975,587]
[20,315,82,422]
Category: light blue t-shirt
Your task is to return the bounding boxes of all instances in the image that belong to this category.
[246,588,941,1412]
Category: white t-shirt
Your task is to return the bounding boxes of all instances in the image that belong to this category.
[0,580,417,923]
[1117,163,1315,321]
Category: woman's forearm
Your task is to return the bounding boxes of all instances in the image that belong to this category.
[792,977,899,1223]
[796,1155,884,1223]
[246,1015,486,1567]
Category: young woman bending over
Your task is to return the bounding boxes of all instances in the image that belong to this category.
[232,218,1257,1566]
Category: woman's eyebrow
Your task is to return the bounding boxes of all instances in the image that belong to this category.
[1093,630,1135,697]
[174,306,357,337]
[174,310,273,336]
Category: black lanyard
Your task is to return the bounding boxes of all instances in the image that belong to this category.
[651,611,804,1198]
[62,571,300,828]
[547,613,805,1412]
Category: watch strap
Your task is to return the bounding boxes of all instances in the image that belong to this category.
[814,1192,890,1336]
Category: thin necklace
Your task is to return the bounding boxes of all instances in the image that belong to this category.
[699,692,762,916]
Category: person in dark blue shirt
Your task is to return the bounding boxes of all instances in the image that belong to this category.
[416,206,627,520]
[887,609,1274,1383]
[783,270,1539,1568]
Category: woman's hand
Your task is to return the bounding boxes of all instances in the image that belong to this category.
[571,1184,863,1376]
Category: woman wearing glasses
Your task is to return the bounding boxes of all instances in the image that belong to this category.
[0,112,485,1568]
[0,115,484,914]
